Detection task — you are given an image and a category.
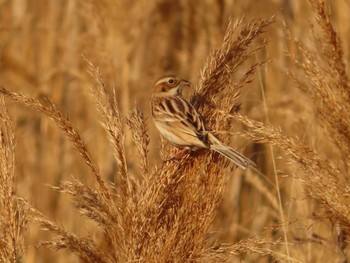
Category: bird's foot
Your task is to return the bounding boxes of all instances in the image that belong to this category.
[164,148,191,163]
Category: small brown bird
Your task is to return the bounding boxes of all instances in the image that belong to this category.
[150,75,255,169]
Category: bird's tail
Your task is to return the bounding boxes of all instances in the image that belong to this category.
[208,133,255,169]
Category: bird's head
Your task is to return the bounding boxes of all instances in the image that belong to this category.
[153,75,191,97]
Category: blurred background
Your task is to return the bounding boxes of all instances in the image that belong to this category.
[0,0,349,262]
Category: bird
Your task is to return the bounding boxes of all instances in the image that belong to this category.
[150,75,255,169]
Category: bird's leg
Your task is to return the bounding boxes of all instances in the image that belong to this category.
[173,148,191,159]
[164,148,191,162]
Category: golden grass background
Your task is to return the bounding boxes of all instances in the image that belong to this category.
[1,0,350,262]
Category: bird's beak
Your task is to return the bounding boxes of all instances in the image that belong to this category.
[178,80,190,95]
[181,79,191,87]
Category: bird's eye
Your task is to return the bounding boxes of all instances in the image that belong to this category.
[168,79,175,84]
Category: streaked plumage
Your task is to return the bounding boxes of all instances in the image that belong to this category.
[151,75,255,169]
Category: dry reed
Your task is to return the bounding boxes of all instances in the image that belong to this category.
[0,0,350,262]
[0,96,28,263]
[0,16,282,262]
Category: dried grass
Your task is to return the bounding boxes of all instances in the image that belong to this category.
[0,0,350,262]
[0,16,283,262]
[0,96,28,262]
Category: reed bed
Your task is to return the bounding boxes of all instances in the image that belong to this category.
[0,0,349,262]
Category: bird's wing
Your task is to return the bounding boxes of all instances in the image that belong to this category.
[152,96,207,140]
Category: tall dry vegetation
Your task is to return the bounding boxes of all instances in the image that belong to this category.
[0,0,349,262]
[0,96,28,262]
